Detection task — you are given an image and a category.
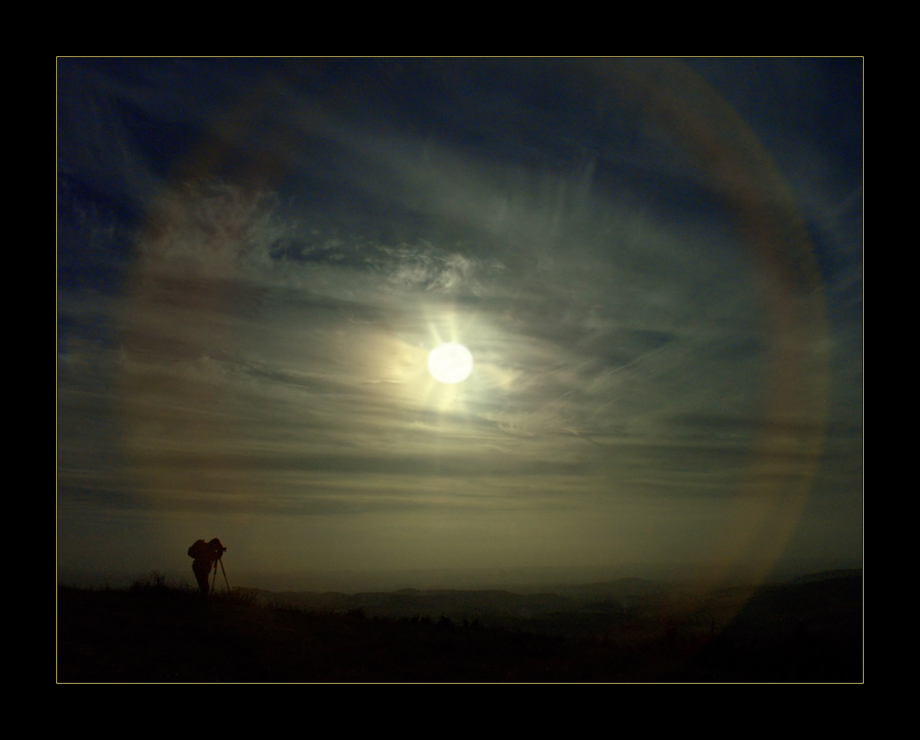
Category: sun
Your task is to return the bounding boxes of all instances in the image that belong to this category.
[428,343,473,384]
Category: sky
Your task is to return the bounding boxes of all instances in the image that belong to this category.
[57,58,862,591]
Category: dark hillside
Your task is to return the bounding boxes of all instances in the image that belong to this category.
[58,585,575,682]
[58,572,862,682]
[666,574,863,682]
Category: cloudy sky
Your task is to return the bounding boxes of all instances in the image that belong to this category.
[57,58,862,590]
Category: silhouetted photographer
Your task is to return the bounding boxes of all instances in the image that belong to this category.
[188,538,228,595]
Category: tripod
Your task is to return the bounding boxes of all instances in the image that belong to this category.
[210,556,231,594]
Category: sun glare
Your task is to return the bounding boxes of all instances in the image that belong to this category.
[428,343,473,384]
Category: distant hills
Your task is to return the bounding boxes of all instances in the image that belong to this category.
[258,577,678,634]
[60,561,862,594]
[794,568,862,583]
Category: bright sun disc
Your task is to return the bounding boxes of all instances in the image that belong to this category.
[428,343,473,384]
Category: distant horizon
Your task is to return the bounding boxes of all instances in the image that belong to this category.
[59,557,862,595]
